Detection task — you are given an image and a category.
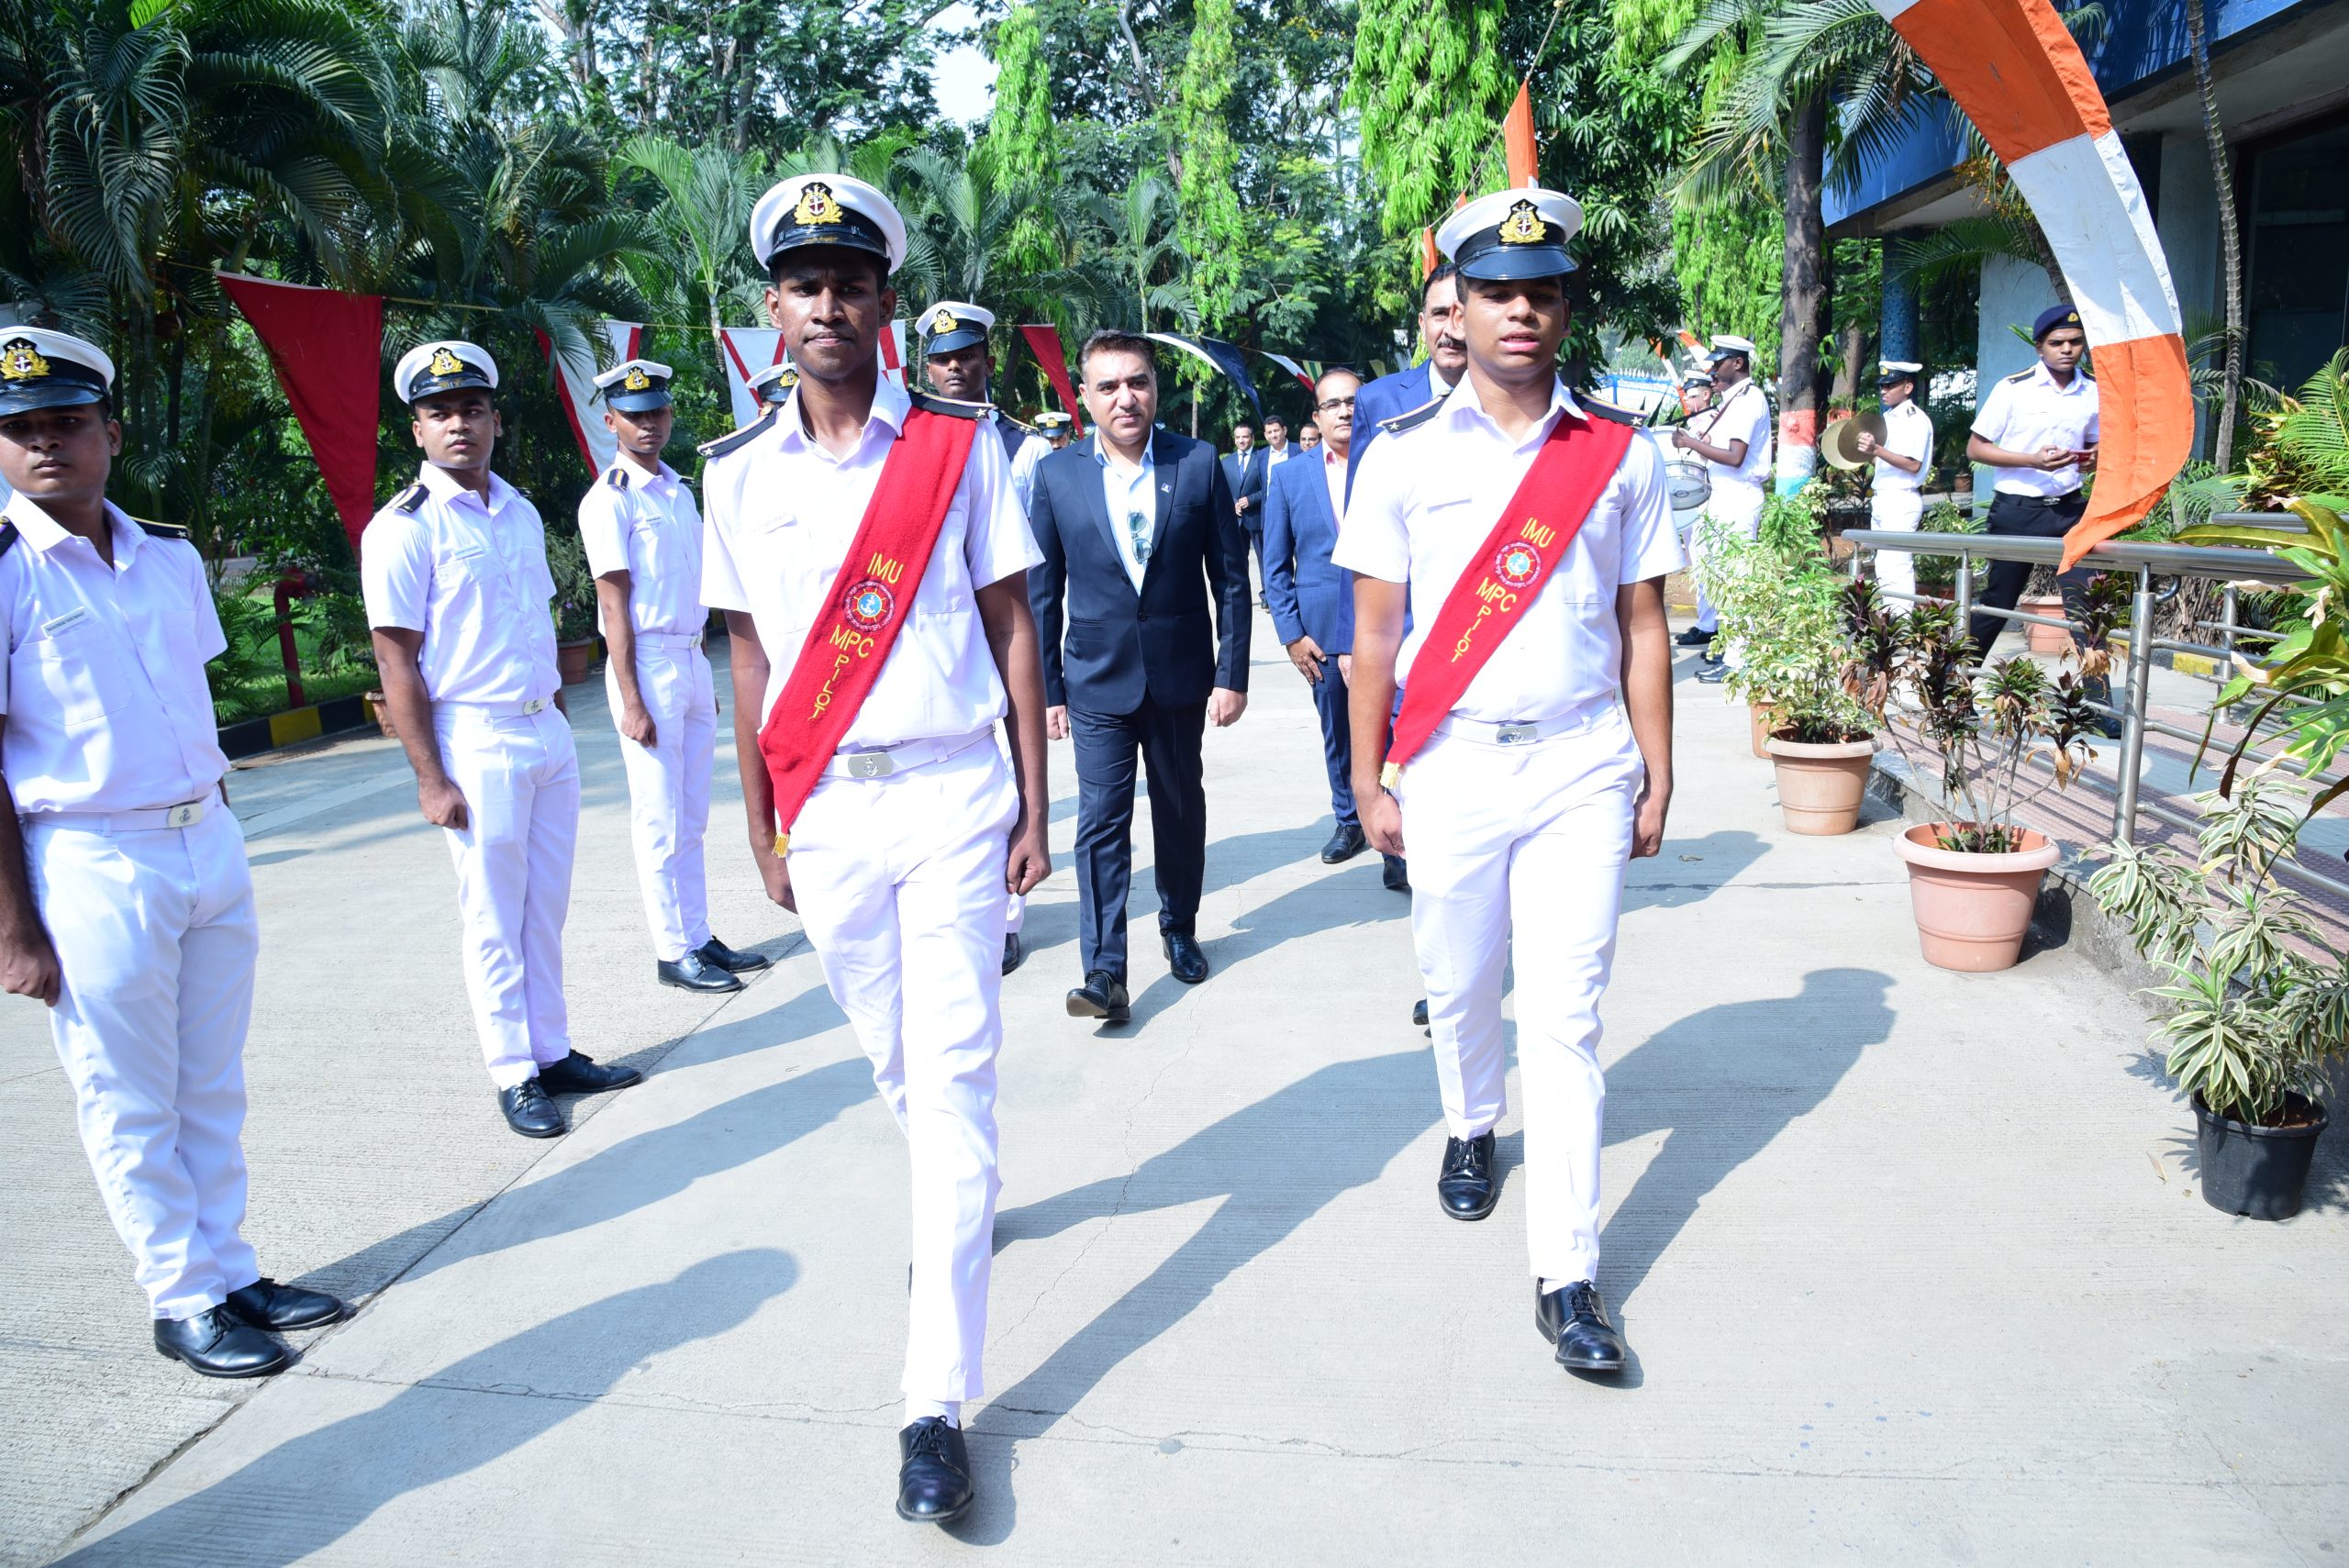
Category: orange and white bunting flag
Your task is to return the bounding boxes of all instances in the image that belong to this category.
[1871,0,2190,569]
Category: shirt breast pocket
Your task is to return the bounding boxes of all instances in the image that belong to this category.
[27,615,130,730]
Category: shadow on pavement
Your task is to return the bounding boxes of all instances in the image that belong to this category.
[1622,828,1769,912]
[56,1250,799,1567]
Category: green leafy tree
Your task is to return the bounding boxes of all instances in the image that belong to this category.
[1346,0,1515,243]
[1671,193,1783,361]
[981,3,1058,273]
[1172,0,1246,334]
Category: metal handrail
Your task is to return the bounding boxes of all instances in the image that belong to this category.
[1842,527,2348,906]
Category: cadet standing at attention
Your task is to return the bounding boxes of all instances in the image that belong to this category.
[1337,187,1681,1376]
[698,173,1052,1527]
[1854,360,1933,605]
[576,357,770,995]
[362,340,640,1140]
[917,297,1053,975]
[0,328,347,1377]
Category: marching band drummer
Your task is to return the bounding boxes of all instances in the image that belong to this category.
[363,340,641,1140]
[577,357,771,995]
[699,172,1052,1526]
[0,328,347,1377]
[1854,361,1933,606]
[1337,185,1681,1375]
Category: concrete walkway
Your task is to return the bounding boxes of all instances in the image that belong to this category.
[6,612,2344,1565]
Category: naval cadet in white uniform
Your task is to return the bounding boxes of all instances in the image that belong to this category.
[362,340,641,1140]
[1677,332,1770,680]
[698,173,1052,1526]
[1336,186,1682,1375]
[1854,360,1933,604]
[577,357,771,995]
[916,298,1052,976]
[0,328,346,1377]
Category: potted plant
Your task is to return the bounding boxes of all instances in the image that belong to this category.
[1750,569,1877,835]
[2088,777,2347,1219]
[1691,493,1848,767]
[1849,584,2113,971]
[545,530,601,684]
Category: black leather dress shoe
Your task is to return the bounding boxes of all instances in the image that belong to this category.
[1411,998,1429,1029]
[498,1078,566,1138]
[1066,971,1130,1023]
[154,1307,288,1378]
[1002,932,1025,975]
[1319,823,1367,864]
[1437,1130,1498,1220]
[1535,1280,1628,1373]
[225,1277,346,1331]
[896,1418,974,1524]
[537,1051,642,1095]
[659,950,742,993]
[1163,930,1209,984]
[1674,625,1716,648]
[1381,854,1410,894]
[696,936,771,973]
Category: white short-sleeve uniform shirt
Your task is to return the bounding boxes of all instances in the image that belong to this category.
[1698,379,1773,490]
[576,457,705,639]
[360,464,561,706]
[0,498,228,813]
[1333,375,1687,725]
[1873,400,1935,494]
[1971,361,2099,497]
[700,378,1042,748]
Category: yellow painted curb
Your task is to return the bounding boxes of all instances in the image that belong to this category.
[268,706,324,748]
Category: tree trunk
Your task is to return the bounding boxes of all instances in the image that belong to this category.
[1777,92,1831,486]
[2188,0,2243,469]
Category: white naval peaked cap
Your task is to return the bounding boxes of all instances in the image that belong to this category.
[918,300,996,355]
[591,357,674,390]
[1877,359,1923,377]
[0,328,115,415]
[748,173,907,273]
[1709,334,1758,359]
[395,339,498,403]
[1434,186,1585,279]
[746,359,798,404]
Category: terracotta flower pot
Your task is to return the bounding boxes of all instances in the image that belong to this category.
[1764,734,1876,835]
[557,637,598,685]
[2020,595,2072,655]
[1748,703,1777,760]
[1888,822,2060,973]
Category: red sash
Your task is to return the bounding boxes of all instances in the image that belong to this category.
[757,407,979,852]
[1382,412,1636,785]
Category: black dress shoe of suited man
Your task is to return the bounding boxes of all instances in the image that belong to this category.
[1163,930,1209,984]
[498,1078,565,1138]
[1066,971,1130,1023]
[1535,1280,1628,1373]
[1674,625,1716,648]
[225,1277,347,1331]
[538,1051,642,1095]
[896,1418,974,1524]
[1002,931,1025,975]
[154,1307,289,1378]
[1319,822,1367,864]
[1382,854,1410,894]
[696,935,772,973]
[659,949,742,994]
[1437,1130,1498,1220]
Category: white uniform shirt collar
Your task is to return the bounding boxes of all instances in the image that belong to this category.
[417,462,520,516]
[776,375,909,462]
[6,495,146,569]
[1440,371,1585,453]
[2031,360,2088,397]
[612,453,680,494]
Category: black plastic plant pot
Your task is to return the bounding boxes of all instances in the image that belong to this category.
[2193,1095,2329,1221]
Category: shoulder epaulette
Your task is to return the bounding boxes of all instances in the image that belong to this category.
[1379,395,1445,437]
[1579,398,1640,428]
[2003,368,2035,384]
[605,465,629,491]
[391,483,429,514]
[137,519,191,540]
[0,520,17,562]
[698,408,777,462]
[908,390,991,421]
[997,410,1037,434]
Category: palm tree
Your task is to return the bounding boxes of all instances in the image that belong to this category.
[1089,172,1195,334]
[609,132,768,345]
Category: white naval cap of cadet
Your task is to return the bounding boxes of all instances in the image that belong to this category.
[593,357,674,411]
[1708,333,1758,363]
[748,173,907,274]
[1434,185,1585,279]
[918,300,996,356]
[394,339,498,404]
[1877,359,1923,384]
[0,328,116,416]
[746,359,798,405]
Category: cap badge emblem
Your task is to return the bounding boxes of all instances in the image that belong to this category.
[793,181,843,226]
[1497,200,1545,246]
[1,339,52,381]
[777,366,798,388]
[428,347,464,378]
[925,306,959,338]
[622,364,651,391]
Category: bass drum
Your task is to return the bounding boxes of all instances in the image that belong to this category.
[1665,456,1711,533]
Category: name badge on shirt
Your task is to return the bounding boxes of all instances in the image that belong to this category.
[39,606,92,637]
[446,540,486,562]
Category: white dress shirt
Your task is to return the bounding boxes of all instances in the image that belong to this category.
[362,463,561,706]
[700,377,1041,747]
[1872,400,1935,495]
[0,497,229,813]
[577,455,706,638]
[1321,443,1349,526]
[1698,379,1773,490]
[1092,429,1158,591]
[1971,360,2099,496]
[1265,443,1293,468]
[1334,374,1686,724]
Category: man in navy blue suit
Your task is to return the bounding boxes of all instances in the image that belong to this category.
[1263,365,1366,865]
[1028,329,1252,1024]
[1348,262,1467,502]
[1219,422,1269,597]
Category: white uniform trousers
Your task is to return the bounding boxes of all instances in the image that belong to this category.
[1691,482,1766,633]
[1870,489,1922,603]
[433,704,580,1088]
[785,739,1018,1404]
[1397,706,1645,1287]
[28,806,261,1319]
[607,639,717,962]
